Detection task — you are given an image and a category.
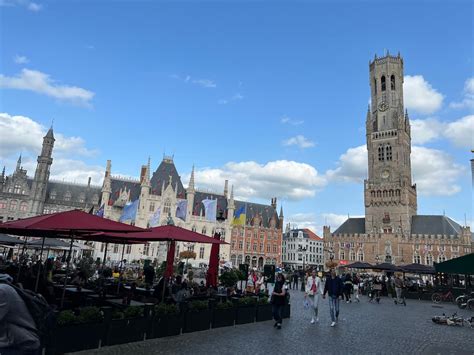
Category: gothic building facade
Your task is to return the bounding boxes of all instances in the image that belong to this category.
[0,128,101,223]
[323,53,473,266]
[97,157,283,267]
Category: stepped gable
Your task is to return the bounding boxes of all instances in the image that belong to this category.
[333,218,366,235]
[192,191,228,219]
[109,178,141,205]
[150,157,185,198]
[234,200,280,228]
[45,180,101,206]
[411,215,462,236]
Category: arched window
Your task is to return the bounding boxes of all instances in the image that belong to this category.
[413,252,421,264]
[64,191,71,201]
[0,201,7,209]
[231,255,237,266]
[381,75,386,91]
[192,225,196,232]
[19,201,28,211]
[378,145,384,161]
[383,190,387,197]
[425,254,433,266]
[202,226,207,235]
[374,78,377,94]
[237,255,243,265]
[358,251,364,261]
[386,144,392,161]
[350,251,356,261]
[371,191,375,198]
[377,190,381,198]
[163,199,171,215]
[390,75,395,90]
[9,200,18,211]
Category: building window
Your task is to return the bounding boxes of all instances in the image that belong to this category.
[381,75,386,91]
[163,199,171,215]
[273,244,277,253]
[192,225,196,232]
[438,255,446,263]
[425,254,433,265]
[50,191,56,200]
[101,243,105,252]
[339,251,345,260]
[199,246,205,259]
[378,145,384,161]
[413,253,421,264]
[358,251,364,261]
[386,144,392,161]
[390,75,395,90]
[374,77,377,94]
[246,242,250,251]
[126,245,132,254]
[64,191,71,201]
[260,244,263,252]
[149,202,155,212]
[239,241,243,250]
[14,185,21,194]
[239,229,244,237]
[143,243,150,256]
[267,244,271,252]
[202,226,207,235]
[113,244,119,253]
[350,251,356,261]
[0,201,7,209]
[78,193,85,203]
[9,200,17,211]
[253,244,257,251]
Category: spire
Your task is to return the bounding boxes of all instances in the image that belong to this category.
[230,185,234,200]
[279,205,284,218]
[224,179,229,198]
[188,165,195,192]
[45,126,54,139]
[147,156,151,181]
[16,154,22,171]
[0,166,5,183]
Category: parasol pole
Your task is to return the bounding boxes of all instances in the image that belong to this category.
[102,242,109,270]
[60,234,75,308]
[117,243,126,294]
[16,236,29,282]
[162,240,170,302]
[34,236,46,292]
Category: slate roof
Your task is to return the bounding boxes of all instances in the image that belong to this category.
[234,200,280,229]
[150,159,186,198]
[411,215,462,236]
[333,218,366,234]
[192,191,228,219]
[108,178,141,205]
[45,181,101,207]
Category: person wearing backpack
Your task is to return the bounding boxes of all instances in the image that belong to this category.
[0,273,40,354]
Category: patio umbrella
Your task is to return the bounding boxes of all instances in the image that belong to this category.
[434,253,474,275]
[0,233,22,245]
[401,263,436,274]
[0,210,145,302]
[371,262,402,272]
[345,261,374,269]
[27,238,72,249]
[206,232,221,288]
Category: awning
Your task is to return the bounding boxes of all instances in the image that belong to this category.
[344,261,374,269]
[434,253,474,275]
[371,262,403,272]
[401,263,436,274]
[0,233,22,245]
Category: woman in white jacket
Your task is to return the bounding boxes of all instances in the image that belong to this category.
[305,269,322,324]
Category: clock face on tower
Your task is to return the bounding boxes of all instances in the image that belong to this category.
[381,170,390,179]
[378,101,388,112]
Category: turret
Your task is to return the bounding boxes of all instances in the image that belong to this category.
[224,179,228,198]
[16,154,22,172]
[101,160,112,209]
[186,165,195,220]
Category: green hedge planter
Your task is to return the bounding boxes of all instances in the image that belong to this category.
[235,305,256,324]
[150,314,183,338]
[184,309,211,333]
[104,317,148,346]
[47,322,105,354]
[212,308,235,328]
[256,303,273,322]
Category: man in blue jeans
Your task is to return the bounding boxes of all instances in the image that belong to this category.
[323,269,344,327]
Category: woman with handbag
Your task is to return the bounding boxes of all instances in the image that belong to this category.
[305,269,322,324]
[271,272,286,329]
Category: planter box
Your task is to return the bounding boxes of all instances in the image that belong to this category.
[256,304,273,322]
[105,317,148,346]
[183,309,211,333]
[282,304,291,319]
[46,322,104,354]
[235,305,256,324]
[149,314,182,338]
[212,308,235,328]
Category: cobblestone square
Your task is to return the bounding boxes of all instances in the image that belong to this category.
[76,290,474,355]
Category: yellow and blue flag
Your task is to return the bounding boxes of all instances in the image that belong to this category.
[233,204,246,225]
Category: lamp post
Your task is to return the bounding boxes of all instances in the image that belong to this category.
[299,245,307,291]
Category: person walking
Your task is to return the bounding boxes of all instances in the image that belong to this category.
[352,273,361,302]
[343,273,353,303]
[0,273,40,354]
[323,269,344,327]
[271,272,286,329]
[292,271,299,290]
[394,274,406,306]
[305,269,322,324]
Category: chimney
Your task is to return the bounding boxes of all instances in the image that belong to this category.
[140,165,147,183]
[271,197,277,209]
[87,177,91,187]
[224,180,229,198]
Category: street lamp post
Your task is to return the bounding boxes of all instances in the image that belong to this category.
[299,245,307,291]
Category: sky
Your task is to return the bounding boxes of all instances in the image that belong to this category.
[0,0,473,234]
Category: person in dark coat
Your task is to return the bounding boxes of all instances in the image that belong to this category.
[323,269,344,327]
[272,273,286,329]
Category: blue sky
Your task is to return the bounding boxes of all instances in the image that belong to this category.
[0,0,472,233]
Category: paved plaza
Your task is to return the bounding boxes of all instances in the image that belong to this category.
[74,289,474,355]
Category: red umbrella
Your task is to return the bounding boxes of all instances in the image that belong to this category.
[206,232,221,288]
[164,241,176,278]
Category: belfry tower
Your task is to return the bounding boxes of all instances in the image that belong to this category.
[364,52,417,236]
[30,127,55,215]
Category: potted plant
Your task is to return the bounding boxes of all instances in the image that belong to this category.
[256,296,272,322]
[149,303,182,338]
[47,307,105,354]
[183,300,210,333]
[212,301,235,328]
[105,306,149,346]
[235,296,257,324]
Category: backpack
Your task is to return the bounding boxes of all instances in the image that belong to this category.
[0,281,56,344]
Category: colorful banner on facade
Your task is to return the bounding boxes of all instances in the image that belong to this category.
[176,200,187,221]
[233,204,246,225]
[201,198,217,222]
[95,204,104,217]
[149,207,161,227]
[119,199,139,223]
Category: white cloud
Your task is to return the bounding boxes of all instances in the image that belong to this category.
[282,135,315,149]
[0,112,98,158]
[0,0,42,11]
[444,115,474,149]
[49,159,103,185]
[410,118,445,145]
[218,93,243,105]
[0,69,94,106]
[286,212,350,235]
[280,116,304,125]
[325,145,368,183]
[325,144,465,196]
[192,79,216,88]
[411,146,465,196]
[185,160,326,201]
[450,77,474,109]
[404,75,444,115]
[27,1,41,11]
[410,115,473,148]
[14,54,29,64]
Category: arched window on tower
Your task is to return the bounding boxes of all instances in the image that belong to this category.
[390,75,395,90]
[378,145,384,161]
[381,75,386,91]
[386,144,392,161]
[374,78,377,94]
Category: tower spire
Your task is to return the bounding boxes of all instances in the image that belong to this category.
[16,154,22,171]
[188,165,195,191]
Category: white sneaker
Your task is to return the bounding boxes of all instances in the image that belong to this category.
[315,317,319,323]
[331,321,336,327]
[310,318,315,324]
[346,301,349,303]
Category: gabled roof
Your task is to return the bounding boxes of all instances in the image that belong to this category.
[411,215,462,236]
[283,228,322,241]
[108,179,141,205]
[150,158,185,198]
[234,200,280,229]
[304,228,323,241]
[333,218,365,235]
[192,191,228,219]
